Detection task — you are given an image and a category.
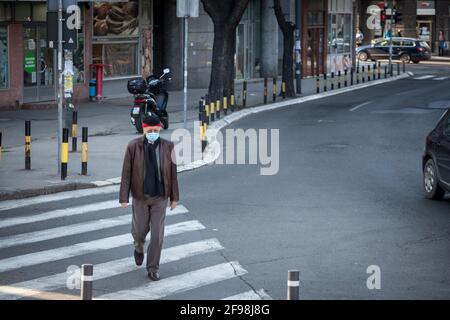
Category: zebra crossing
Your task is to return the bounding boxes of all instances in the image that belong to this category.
[0,188,271,300]
[413,74,449,80]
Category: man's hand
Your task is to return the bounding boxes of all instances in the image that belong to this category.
[120,202,129,208]
[170,201,177,210]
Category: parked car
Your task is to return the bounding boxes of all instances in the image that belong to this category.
[423,109,450,199]
[356,37,431,64]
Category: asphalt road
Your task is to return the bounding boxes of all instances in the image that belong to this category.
[0,64,449,300]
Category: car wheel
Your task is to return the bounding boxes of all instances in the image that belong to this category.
[358,52,368,61]
[135,114,143,134]
[412,60,420,64]
[423,159,446,200]
[400,54,411,63]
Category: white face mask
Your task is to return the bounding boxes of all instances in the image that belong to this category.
[145,132,160,142]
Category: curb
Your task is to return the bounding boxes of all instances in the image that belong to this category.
[0,72,411,201]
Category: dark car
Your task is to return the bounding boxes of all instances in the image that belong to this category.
[423,109,450,199]
[357,37,431,64]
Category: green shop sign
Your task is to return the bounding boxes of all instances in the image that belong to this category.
[24,51,36,73]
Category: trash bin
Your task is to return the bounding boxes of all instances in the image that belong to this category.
[89,79,96,101]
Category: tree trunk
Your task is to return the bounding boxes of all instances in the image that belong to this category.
[273,0,296,97]
[202,0,249,100]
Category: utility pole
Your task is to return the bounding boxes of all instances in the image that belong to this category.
[294,0,302,94]
[57,0,63,173]
[388,0,393,76]
[183,15,188,129]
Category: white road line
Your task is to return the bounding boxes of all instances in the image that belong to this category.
[222,289,272,300]
[0,185,120,212]
[413,75,435,80]
[0,202,188,229]
[0,286,79,300]
[0,206,188,249]
[96,261,247,300]
[349,101,372,112]
[0,239,224,300]
[432,77,448,81]
[0,220,205,273]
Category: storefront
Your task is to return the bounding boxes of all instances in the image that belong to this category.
[327,0,354,73]
[416,0,436,49]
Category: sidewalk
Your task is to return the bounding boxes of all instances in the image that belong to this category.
[0,71,408,200]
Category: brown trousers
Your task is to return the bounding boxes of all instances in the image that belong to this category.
[131,195,168,273]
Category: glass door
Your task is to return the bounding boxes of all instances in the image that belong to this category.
[23,26,55,103]
[417,20,433,49]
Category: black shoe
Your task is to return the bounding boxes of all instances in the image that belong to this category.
[134,250,144,266]
[148,271,160,281]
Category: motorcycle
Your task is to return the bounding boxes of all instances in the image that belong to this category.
[127,68,171,133]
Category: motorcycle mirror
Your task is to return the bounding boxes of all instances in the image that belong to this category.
[163,68,170,74]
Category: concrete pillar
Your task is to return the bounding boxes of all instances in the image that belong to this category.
[261,0,279,78]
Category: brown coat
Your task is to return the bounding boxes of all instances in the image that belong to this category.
[119,137,179,203]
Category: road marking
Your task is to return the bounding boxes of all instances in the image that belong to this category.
[413,75,435,80]
[222,289,272,300]
[0,239,224,300]
[0,202,188,229]
[0,206,189,249]
[96,261,247,300]
[0,185,120,212]
[0,286,79,300]
[349,101,372,112]
[0,220,205,273]
[432,77,448,81]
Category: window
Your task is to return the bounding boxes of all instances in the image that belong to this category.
[0,26,7,89]
[0,3,12,21]
[402,41,415,47]
[92,1,139,79]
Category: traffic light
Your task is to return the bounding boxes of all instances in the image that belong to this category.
[394,10,403,23]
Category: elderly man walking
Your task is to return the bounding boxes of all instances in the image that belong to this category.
[119,114,179,281]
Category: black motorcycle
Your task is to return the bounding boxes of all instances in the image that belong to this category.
[127,68,171,133]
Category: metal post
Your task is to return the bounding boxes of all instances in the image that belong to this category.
[362,66,365,83]
[287,270,299,300]
[338,70,341,88]
[25,120,31,170]
[316,76,320,93]
[272,78,276,102]
[403,60,406,73]
[295,0,302,94]
[264,78,268,104]
[81,264,93,300]
[350,67,354,86]
[331,72,334,90]
[373,63,376,81]
[397,62,400,75]
[72,111,78,152]
[0,131,2,160]
[323,73,327,92]
[183,16,189,128]
[81,127,88,175]
[367,65,371,82]
[282,81,286,99]
[378,61,381,79]
[357,66,360,84]
[388,0,393,76]
[61,128,68,180]
[57,0,63,174]
[344,68,348,87]
[243,81,247,108]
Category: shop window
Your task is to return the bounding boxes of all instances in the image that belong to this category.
[0,3,12,21]
[93,43,138,78]
[0,26,7,89]
[14,3,32,22]
[93,1,139,38]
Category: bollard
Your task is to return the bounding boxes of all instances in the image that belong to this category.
[204,94,210,124]
[367,65,371,82]
[397,62,400,76]
[362,66,365,83]
[263,78,268,104]
[25,120,31,170]
[243,81,247,108]
[373,63,376,81]
[272,78,277,102]
[323,73,327,92]
[403,60,406,73]
[356,66,360,84]
[210,99,215,122]
[330,72,334,90]
[215,95,220,120]
[338,70,341,88]
[287,270,299,300]
[378,62,381,79]
[350,67,354,86]
[282,81,286,99]
[80,264,93,300]
[230,91,235,112]
[198,99,203,122]
[384,65,387,79]
[316,76,320,93]
[344,69,348,87]
[81,127,88,175]
[223,90,228,115]
[390,63,393,77]
[61,128,69,180]
[0,131,2,160]
[202,104,207,152]
[72,111,78,152]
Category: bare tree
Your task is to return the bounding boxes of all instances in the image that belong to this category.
[201,0,250,100]
[273,0,296,97]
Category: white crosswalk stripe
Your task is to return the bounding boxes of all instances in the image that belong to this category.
[413,75,436,80]
[432,77,449,81]
[96,261,247,300]
[0,239,224,300]
[222,289,272,300]
[0,192,271,300]
[0,220,205,273]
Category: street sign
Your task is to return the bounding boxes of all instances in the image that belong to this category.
[63,12,78,51]
[47,0,79,50]
[177,0,199,17]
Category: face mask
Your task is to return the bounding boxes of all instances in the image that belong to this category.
[145,132,159,142]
